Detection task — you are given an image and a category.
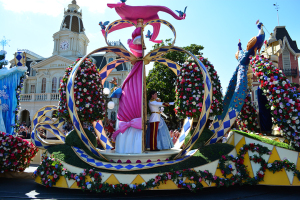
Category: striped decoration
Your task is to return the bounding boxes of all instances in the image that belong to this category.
[152,58,181,75]
[72,146,198,171]
[14,51,26,67]
[31,106,65,149]
[173,53,212,159]
[92,120,113,150]
[104,19,136,46]
[98,58,129,85]
[144,19,176,46]
[66,47,137,160]
[173,117,193,149]
[206,62,249,145]
[144,46,185,64]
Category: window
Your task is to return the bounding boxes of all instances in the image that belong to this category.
[108,57,113,63]
[52,77,57,93]
[283,48,291,70]
[254,88,258,101]
[30,85,36,93]
[104,81,109,88]
[32,69,36,76]
[41,78,46,93]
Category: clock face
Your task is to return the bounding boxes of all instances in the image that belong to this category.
[60,41,69,50]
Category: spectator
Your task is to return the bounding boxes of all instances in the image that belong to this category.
[38,128,47,139]
[18,126,30,139]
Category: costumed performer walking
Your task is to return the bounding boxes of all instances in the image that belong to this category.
[148,90,174,151]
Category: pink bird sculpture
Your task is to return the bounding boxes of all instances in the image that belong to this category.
[102,2,186,43]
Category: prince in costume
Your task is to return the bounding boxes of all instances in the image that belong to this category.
[148,90,174,151]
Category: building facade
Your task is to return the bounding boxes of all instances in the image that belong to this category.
[250,26,300,107]
[9,1,131,126]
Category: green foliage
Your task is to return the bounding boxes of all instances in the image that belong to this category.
[51,151,65,161]
[233,130,296,151]
[184,128,214,149]
[65,128,97,148]
[146,39,204,128]
[48,145,99,169]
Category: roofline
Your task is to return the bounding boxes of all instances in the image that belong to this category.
[17,49,44,59]
[282,36,300,57]
[31,55,75,69]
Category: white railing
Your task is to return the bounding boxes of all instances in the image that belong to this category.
[20,93,60,102]
[51,93,60,100]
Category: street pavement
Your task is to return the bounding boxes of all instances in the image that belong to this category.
[1,177,300,200]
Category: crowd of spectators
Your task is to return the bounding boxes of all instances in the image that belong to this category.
[17,121,31,139]
[169,129,180,144]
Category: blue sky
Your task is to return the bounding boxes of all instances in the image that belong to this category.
[1,0,300,91]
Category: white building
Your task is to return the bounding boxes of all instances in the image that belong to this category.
[9,1,131,126]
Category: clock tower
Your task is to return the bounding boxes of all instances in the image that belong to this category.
[52,0,89,58]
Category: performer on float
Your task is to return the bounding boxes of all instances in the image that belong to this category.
[148,90,174,151]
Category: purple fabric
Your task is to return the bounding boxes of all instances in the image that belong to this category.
[106,3,185,43]
[112,117,142,140]
[112,61,143,139]
[118,61,142,121]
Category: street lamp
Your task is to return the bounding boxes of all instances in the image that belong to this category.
[103,87,115,127]
[108,101,115,109]
[103,88,110,96]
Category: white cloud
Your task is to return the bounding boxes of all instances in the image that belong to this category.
[0,0,116,17]
[86,31,99,40]
[0,0,67,17]
[77,0,117,14]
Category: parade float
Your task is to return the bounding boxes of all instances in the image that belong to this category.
[0,40,39,174]
[30,0,300,193]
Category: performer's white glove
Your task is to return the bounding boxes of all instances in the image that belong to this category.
[160,107,164,112]
[169,102,174,105]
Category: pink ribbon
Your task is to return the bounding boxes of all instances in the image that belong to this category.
[112,118,142,141]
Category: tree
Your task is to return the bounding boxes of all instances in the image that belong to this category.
[146,39,204,128]
[0,50,8,69]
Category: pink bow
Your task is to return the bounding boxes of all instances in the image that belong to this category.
[112,118,142,141]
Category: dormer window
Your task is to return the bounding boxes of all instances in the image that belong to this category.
[283,47,291,70]
[108,57,113,63]
[32,69,36,76]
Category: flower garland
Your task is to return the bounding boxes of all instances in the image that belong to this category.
[236,95,260,133]
[57,58,106,123]
[34,143,300,193]
[249,55,300,149]
[0,131,38,173]
[175,55,223,118]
